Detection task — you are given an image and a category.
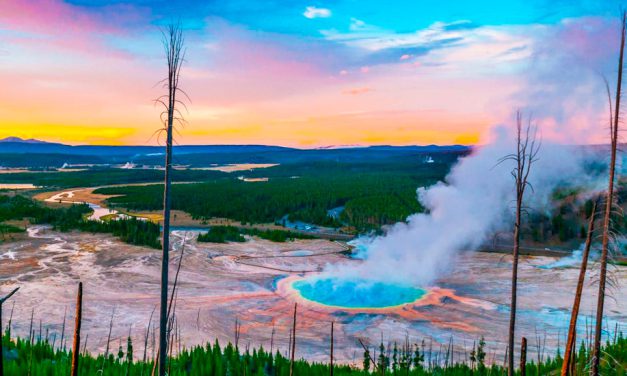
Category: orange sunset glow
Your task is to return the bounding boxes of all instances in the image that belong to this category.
[0,0,621,146]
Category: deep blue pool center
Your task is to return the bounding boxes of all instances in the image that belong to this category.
[292,277,427,308]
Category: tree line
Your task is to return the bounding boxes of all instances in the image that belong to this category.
[1,328,624,375]
[0,194,160,249]
[197,226,315,243]
[96,173,428,232]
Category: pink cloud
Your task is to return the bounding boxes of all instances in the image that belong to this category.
[512,16,621,144]
[205,20,325,78]
[553,17,617,65]
[0,0,150,57]
[0,0,146,34]
[181,20,343,106]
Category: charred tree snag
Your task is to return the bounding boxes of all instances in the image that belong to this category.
[562,200,597,375]
[71,282,83,376]
[592,11,626,376]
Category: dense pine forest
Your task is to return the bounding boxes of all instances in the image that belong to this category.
[1,331,625,375]
[197,226,315,243]
[0,168,227,188]
[96,174,428,232]
[2,155,615,242]
[95,170,627,248]
[92,159,460,232]
[0,194,161,248]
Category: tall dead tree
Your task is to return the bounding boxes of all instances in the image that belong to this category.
[60,307,67,351]
[165,234,188,346]
[592,11,626,376]
[500,111,539,376]
[71,282,83,376]
[100,307,115,373]
[28,308,33,345]
[0,287,19,376]
[520,337,527,376]
[290,303,297,376]
[234,317,241,349]
[330,321,334,376]
[141,306,156,376]
[156,23,186,376]
[561,200,597,376]
[270,324,275,354]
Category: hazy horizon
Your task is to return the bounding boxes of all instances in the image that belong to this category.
[0,135,477,149]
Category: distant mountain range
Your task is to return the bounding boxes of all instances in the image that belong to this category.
[0,137,52,144]
[0,136,471,168]
[0,136,469,153]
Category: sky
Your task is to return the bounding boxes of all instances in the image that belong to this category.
[0,0,624,146]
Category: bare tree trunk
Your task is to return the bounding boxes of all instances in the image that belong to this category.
[141,307,155,376]
[60,307,66,351]
[7,300,15,342]
[100,307,115,373]
[235,317,241,349]
[520,337,527,376]
[562,200,597,376]
[71,282,83,376]
[330,321,334,376]
[196,308,200,332]
[592,12,626,376]
[158,81,173,376]
[0,287,19,376]
[270,324,275,355]
[570,335,577,376]
[290,303,297,376]
[165,234,187,345]
[157,23,185,376]
[82,334,88,356]
[28,308,33,345]
[28,329,33,376]
[508,184,522,375]
[505,112,539,376]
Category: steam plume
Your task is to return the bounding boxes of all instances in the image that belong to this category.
[325,127,600,286]
[322,17,619,287]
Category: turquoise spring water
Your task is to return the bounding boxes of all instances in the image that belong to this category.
[292,277,427,308]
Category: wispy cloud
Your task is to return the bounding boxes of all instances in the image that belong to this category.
[322,20,474,51]
[320,19,531,70]
[510,16,620,144]
[0,0,150,55]
[303,6,332,19]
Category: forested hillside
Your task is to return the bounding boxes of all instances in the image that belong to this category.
[0,194,160,248]
[96,172,432,232]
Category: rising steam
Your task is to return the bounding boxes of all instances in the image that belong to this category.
[324,126,600,286]
[321,16,618,287]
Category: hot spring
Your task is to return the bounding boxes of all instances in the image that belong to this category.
[291,276,428,309]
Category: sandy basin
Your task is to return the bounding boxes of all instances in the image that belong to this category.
[0,227,624,366]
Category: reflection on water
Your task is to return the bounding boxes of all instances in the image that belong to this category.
[195,163,278,173]
[44,190,143,221]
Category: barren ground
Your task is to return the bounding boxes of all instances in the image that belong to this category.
[0,227,624,365]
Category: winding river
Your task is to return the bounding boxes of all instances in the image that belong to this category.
[44,189,140,221]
